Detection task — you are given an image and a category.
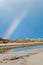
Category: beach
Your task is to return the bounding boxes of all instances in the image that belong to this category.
[0,48,43,65]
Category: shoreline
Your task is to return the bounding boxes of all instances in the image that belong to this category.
[0,42,43,48]
[0,42,43,53]
[0,48,43,65]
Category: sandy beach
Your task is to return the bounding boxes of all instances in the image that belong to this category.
[0,48,43,65]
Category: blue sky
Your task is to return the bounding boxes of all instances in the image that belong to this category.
[0,0,43,40]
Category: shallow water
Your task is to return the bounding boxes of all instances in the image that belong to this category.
[10,44,43,52]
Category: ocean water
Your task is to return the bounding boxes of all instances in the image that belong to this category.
[10,44,43,52]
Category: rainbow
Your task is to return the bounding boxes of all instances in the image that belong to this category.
[4,12,26,39]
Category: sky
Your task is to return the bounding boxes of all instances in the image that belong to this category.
[0,0,43,40]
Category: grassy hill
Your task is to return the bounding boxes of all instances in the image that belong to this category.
[0,37,10,43]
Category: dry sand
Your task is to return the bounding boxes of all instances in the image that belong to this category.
[0,48,43,65]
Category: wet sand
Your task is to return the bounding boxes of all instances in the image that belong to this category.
[0,48,43,65]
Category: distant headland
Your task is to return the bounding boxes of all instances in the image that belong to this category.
[0,37,43,43]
